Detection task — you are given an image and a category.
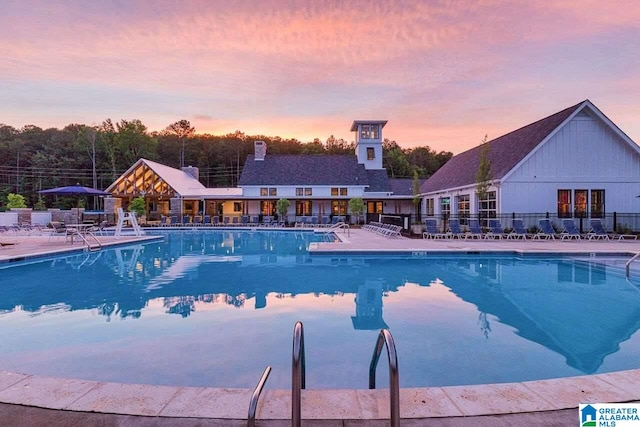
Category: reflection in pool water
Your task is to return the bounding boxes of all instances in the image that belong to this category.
[1,230,640,389]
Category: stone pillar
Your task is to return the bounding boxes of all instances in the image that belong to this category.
[103,197,121,224]
[170,197,182,217]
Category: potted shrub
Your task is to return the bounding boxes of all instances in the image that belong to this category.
[276,198,290,225]
[349,197,365,226]
[128,196,146,223]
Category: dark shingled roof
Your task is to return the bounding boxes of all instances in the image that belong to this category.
[238,154,370,186]
[365,170,391,193]
[421,101,586,193]
[388,178,427,196]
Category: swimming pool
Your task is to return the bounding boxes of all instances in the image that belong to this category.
[1,230,640,390]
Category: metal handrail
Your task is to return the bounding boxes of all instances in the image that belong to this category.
[247,366,271,427]
[292,321,306,427]
[75,230,102,251]
[369,329,400,427]
[626,252,640,278]
[326,221,350,236]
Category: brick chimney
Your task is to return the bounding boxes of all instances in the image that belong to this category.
[254,140,266,161]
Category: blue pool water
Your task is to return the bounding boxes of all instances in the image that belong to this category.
[1,230,640,389]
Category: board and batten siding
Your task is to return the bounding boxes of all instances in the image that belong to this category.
[501,111,640,213]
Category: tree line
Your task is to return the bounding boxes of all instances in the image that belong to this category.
[0,119,453,209]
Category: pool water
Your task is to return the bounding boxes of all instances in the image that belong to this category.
[1,230,640,389]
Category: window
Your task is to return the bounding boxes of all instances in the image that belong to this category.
[331,187,348,196]
[340,188,347,196]
[260,188,268,196]
[574,190,587,218]
[295,187,312,196]
[558,190,571,218]
[456,194,470,223]
[331,200,347,215]
[260,201,275,215]
[440,197,450,219]
[425,198,434,216]
[360,124,379,139]
[296,188,303,196]
[331,188,338,196]
[367,201,383,214]
[269,188,277,196]
[367,147,375,160]
[478,191,497,224]
[295,201,312,215]
[591,190,605,218]
[233,202,243,212]
[305,188,312,196]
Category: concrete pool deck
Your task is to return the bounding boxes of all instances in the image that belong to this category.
[1,228,640,425]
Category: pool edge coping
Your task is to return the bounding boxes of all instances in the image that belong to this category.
[0,369,639,420]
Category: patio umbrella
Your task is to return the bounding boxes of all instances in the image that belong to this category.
[39,185,111,222]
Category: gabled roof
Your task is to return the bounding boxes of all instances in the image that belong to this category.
[388,178,427,196]
[106,158,206,196]
[238,155,371,186]
[365,170,392,193]
[420,101,586,193]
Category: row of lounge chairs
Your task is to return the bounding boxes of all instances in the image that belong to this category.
[423,218,637,241]
[363,221,403,238]
[160,215,344,228]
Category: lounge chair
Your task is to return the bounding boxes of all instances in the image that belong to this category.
[203,215,211,226]
[192,216,203,226]
[321,216,331,227]
[423,219,448,239]
[0,241,18,248]
[212,216,220,226]
[485,219,506,239]
[447,219,466,239]
[241,215,249,226]
[223,216,230,226]
[533,219,557,240]
[231,216,239,226]
[466,219,484,239]
[507,219,528,240]
[182,215,191,226]
[250,216,260,226]
[587,219,610,241]
[560,219,582,240]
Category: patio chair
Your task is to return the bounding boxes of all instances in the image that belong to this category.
[223,216,230,226]
[192,216,203,226]
[533,219,557,240]
[560,219,582,240]
[203,215,211,226]
[212,216,220,226]
[507,219,529,240]
[241,215,249,226]
[296,217,308,228]
[169,216,179,227]
[182,215,191,226]
[423,219,448,239]
[447,219,466,239]
[485,219,506,239]
[587,219,610,241]
[310,216,319,227]
[321,216,331,227]
[250,216,260,226]
[262,216,273,226]
[466,219,484,239]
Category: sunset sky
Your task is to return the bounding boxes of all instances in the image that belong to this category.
[2,0,639,154]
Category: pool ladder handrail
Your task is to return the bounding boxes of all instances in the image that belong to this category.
[325,221,350,236]
[626,251,640,278]
[369,328,400,427]
[292,321,306,427]
[247,366,272,427]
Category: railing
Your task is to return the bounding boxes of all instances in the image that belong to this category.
[326,221,350,237]
[626,252,640,278]
[292,321,306,427]
[75,231,102,251]
[369,329,400,427]
[247,366,272,427]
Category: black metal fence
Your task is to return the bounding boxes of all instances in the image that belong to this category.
[398,213,640,234]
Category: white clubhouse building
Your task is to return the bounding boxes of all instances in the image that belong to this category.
[106,100,640,230]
